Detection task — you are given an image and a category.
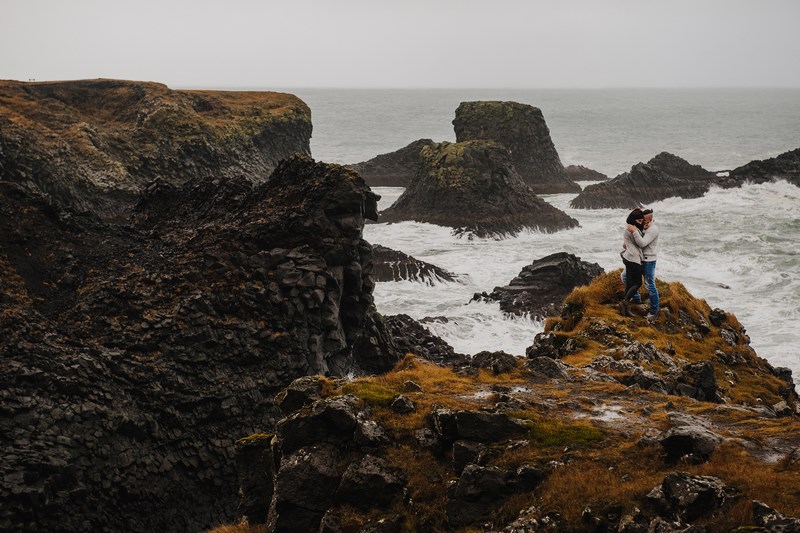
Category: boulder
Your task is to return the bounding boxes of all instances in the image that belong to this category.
[275,396,360,456]
[452,101,580,193]
[0,79,311,219]
[564,164,608,181]
[570,162,710,209]
[379,140,579,238]
[646,472,739,523]
[383,314,467,366]
[234,434,275,524]
[446,465,517,527]
[389,395,416,414]
[726,147,800,188]
[276,376,331,416]
[267,444,344,533]
[659,419,723,463]
[675,361,721,403]
[371,244,458,285]
[477,252,603,318]
[347,139,435,187]
[431,409,526,443]
[752,500,800,530]
[470,350,517,374]
[526,356,573,380]
[334,455,406,510]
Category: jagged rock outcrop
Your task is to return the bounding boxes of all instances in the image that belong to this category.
[570,161,711,209]
[472,252,603,319]
[725,147,800,188]
[371,244,459,285]
[347,139,435,187]
[647,152,716,181]
[0,79,311,218]
[452,101,580,194]
[384,314,467,366]
[564,164,608,181]
[0,155,401,532]
[379,140,579,238]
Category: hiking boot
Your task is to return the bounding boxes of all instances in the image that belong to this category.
[646,311,659,320]
[618,301,632,317]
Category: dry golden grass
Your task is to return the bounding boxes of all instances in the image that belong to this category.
[206,520,266,533]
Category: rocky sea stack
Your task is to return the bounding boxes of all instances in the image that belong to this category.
[727,147,800,188]
[348,138,435,187]
[0,79,311,218]
[453,101,581,194]
[0,153,401,532]
[564,164,608,181]
[571,153,713,209]
[378,140,579,238]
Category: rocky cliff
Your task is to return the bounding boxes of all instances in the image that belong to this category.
[348,139,435,187]
[0,79,311,218]
[453,101,581,194]
[379,141,579,238]
[225,272,800,532]
[0,155,401,532]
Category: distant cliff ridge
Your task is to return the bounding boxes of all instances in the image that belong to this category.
[0,79,311,218]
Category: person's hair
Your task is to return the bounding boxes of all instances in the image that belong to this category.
[626,208,645,225]
[642,208,653,216]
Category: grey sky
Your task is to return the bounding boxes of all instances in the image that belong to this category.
[3,0,800,88]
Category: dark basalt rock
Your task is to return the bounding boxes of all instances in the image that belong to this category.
[0,155,401,532]
[384,314,467,366]
[571,162,711,209]
[564,164,608,181]
[234,434,275,524]
[371,244,459,285]
[452,101,581,194]
[646,472,739,523]
[752,500,800,530]
[470,350,517,374]
[334,455,406,510]
[647,152,716,181]
[476,252,603,319]
[379,140,579,238]
[725,147,800,188]
[347,139,435,187]
[0,79,312,219]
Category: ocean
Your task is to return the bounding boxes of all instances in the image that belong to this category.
[290,88,800,383]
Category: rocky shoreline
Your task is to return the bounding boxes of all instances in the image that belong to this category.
[2,80,799,532]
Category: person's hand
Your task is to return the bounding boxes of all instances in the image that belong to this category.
[643,220,651,229]
[622,243,627,250]
[627,224,636,232]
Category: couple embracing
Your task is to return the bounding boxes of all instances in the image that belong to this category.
[619,208,659,319]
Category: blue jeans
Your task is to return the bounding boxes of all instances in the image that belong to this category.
[642,261,659,314]
[621,261,659,313]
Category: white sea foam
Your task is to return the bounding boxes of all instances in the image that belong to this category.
[366,181,800,383]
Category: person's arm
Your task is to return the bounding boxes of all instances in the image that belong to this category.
[631,225,658,247]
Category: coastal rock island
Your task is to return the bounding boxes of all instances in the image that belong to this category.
[0,79,311,218]
[378,140,579,238]
[453,100,581,194]
[348,138,435,187]
[727,147,800,188]
[571,152,714,209]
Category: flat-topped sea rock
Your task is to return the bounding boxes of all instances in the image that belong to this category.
[570,161,710,209]
[379,140,579,238]
[452,101,581,194]
[348,139,435,187]
[725,147,800,188]
[0,78,311,218]
[371,244,459,285]
[564,164,608,181]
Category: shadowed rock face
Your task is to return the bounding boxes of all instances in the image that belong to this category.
[726,147,800,188]
[647,152,715,181]
[475,252,604,319]
[348,139,435,187]
[570,162,710,209]
[452,101,580,194]
[564,165,608,181]
[379,140,579,238]
[371,244,459,285]
[0,155,400,532]
[0,79,311,219]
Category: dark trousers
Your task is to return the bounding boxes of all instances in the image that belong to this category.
[622,259,643,302]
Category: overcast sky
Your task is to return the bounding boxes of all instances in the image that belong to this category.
[3,0,800,89]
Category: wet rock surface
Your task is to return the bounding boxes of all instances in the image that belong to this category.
[0,79,311,219]
[371,244,459,285]
[571,160,711,209]
[347,138,435,187]
[646,152,716,181]
[0,155,401,532]
[564,164,609,181]
[379,140,579,238]
[453,101,581,194]
[474,252,603,319]
[726,147,800,188]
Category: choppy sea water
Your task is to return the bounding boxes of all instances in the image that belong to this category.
[284,88,800,382]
